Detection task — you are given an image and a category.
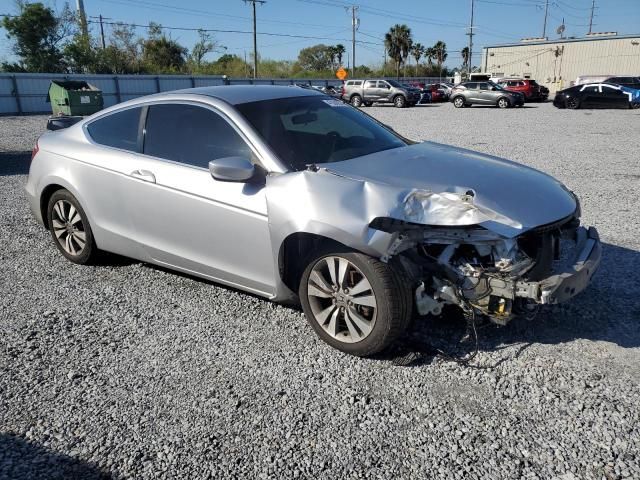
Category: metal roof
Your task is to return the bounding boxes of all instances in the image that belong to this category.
[168,85,321,105]
[484,33,640,49]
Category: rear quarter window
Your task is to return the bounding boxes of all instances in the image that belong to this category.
[86,107,142,152]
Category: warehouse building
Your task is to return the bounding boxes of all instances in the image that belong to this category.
[481,33,640,93]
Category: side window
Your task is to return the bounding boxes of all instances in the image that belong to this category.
[466,82,478,89]
[582,86,599,93]
[377,81,389,88]
[87,107,142,152]
[143,104,253,169]
[519,81,526,87]
[364,80,376,88]
[479,83,489,90]
[507,81,517,87]
[602,85,622,95]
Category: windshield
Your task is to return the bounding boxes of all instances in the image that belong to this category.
[489,82,505,91]
[236,96,407,171]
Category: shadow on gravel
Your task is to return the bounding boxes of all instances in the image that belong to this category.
[0,151,30,176]
[384,242,640,367]
[0,433,111,480]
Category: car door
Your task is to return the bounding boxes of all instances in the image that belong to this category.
[361,80,376,102]
[477,82,495,104]
[121,101,276,296]
[579,85,600,108]
[377,81,393,101]
[600,84,630,108]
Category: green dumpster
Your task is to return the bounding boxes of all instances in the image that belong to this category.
[47,80,104,116]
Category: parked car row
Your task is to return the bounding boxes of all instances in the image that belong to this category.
[327,74,639,110]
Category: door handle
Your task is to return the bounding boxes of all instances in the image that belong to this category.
[130,169,156,183]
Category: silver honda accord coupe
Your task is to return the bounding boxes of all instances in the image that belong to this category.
[26,85,601,357]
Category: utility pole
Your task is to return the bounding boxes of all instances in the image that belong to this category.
[348,5,359,78]
[243,0,265,78]
[542,0,549,38]
[467,0,474,76]
[588,0,595,34]
[76,0,89,39]
[99,14,106,49]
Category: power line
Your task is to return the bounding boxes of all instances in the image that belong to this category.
[588,0,596,34]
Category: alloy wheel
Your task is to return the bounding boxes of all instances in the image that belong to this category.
[306,256,377,344]
[51,199,87,256]
[454,97,464,108]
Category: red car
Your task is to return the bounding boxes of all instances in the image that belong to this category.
[496,79,548,102]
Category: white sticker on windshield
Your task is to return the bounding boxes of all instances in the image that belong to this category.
[323,99,348,107]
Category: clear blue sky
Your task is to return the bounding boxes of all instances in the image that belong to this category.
[1,0,639,69]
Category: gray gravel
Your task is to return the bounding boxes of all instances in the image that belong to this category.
[1,103,639,480]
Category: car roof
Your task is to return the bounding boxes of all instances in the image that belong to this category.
[167,85,322,105]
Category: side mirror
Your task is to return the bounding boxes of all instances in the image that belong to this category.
[491,87,498,91]
[209,157,255,182]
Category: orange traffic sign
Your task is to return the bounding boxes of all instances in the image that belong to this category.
[336,67,348,80]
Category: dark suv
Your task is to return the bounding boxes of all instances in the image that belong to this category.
[604,76,640,89]
[450,81,524,108]
[497,78,548,101]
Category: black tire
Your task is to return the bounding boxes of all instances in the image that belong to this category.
[393,95,406,108]
[566,97,580,109]
[350,95,362,107]
[363,101,373,107]
[497,97,510,109]
[299,247,411,357]
[47,189,98,264]
[453,96,465,108]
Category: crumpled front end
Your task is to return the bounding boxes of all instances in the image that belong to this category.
[371,211,601,324]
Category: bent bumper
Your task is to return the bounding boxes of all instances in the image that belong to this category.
[517,226,601,305]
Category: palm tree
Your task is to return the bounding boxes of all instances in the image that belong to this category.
[411,42,425,76]
[384,24,413,80]
[433,41,448,80]
[425,47,436,68]
[461,46,470,73]
[326,45,338,70]
[334,43,346,67]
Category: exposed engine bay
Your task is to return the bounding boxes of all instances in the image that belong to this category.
[371,212,601,325]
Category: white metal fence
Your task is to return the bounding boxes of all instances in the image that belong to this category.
[0,73,445,115]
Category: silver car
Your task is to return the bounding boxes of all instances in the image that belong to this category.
[26,86,601,357]
[450,81,525,108]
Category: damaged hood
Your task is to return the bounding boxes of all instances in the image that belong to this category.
[318,141,577,237]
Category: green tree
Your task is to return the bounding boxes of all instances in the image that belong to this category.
[334,44,346,67]
[2,2,74,72]
[433,41,448,79]
[461,46,470,72]
[410,42,425,76]
[141,23,187,73]
[297,44,333,72]
[384,24,412,79]
[188,30,224,71]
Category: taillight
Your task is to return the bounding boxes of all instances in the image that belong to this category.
[31,139,39,161]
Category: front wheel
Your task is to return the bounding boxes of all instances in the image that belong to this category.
[393,95,406,108]
[299,250,411,357]
[566,97,580,109]
[497,97,510,109]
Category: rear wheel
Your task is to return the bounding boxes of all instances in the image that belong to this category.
[350,95,362,107]
[497,97,510,109]
[47,189,98,264]
[363,101,373,107]
[299,249,411,357]
[393,95,406,108]
[453,96,465,108]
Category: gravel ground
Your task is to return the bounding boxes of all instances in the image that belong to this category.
[1,103,639,480]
